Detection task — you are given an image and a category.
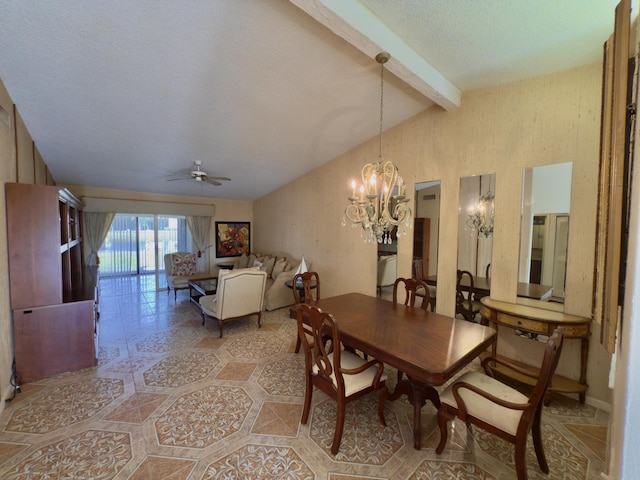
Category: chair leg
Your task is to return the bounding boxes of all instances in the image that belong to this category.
[331,398,346,455]
[435,407,450,454]
[301,374,313,425]
[397,370,404,384]
[378,386,388,426]
[257,311,262,329]
[514,435,528,480]
[295,336,301,353]
[218,320,224,338]
[532,406,549,473]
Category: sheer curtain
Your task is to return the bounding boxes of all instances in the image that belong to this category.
[84,212,115,266]
[186,216,212,272]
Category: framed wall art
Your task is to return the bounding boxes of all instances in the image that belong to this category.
[215,222,250,258]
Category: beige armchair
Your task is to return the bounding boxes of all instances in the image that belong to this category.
[376,254,397,295]
[199,268,267,337]
[164,252,211,300]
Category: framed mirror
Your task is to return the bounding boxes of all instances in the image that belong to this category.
[413,181,440,310]
[413,181,440,275]
[518,162,572,307]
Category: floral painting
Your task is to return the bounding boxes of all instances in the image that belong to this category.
[215,222,250,258]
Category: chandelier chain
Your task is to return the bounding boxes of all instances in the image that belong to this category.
[379,56,384,160]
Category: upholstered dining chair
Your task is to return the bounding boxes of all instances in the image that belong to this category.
[296,304,388,455]
[436,328,565,480]
[456,269,482,323]
[293,271,320,353]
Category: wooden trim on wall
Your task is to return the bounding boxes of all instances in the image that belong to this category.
[595,0,631,353]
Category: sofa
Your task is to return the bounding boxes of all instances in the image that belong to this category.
[164,252,212,300]
[234,252,310,311]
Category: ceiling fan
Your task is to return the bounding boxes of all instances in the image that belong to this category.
[166,161,231,186]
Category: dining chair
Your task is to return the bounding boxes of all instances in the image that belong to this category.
[412,259,436,311]
[293,271,320,353]
[456,269,482,323]
[393,277,431,311]
[485,262,491,279]
[296,304,388,455]
[436,328,565,480]
[393,277,430,384]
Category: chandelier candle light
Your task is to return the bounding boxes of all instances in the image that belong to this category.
[467,190,495,239]
[342,52,412,244]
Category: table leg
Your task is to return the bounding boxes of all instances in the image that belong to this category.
[389,377,441,449]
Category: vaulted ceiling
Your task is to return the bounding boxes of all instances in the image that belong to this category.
[0,0,629,200]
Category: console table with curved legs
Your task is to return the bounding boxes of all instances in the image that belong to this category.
[480,297,591,403]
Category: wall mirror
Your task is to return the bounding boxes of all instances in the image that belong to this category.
[458,173,494,280]
[517,162,572,308]
[413,181,441,277]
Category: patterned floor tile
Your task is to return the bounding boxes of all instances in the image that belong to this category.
[1,430,132,480]
[203,444,314,479]
[408,460,496,479]
[103,392,168,423]
[251,402,303,437]
[565,423,608,462]
[155,385,252,448]
[143,351,219,387]
[257,355,306,396]
[216,361,257,381]
[129,456,197,480]
[5,378,125,434]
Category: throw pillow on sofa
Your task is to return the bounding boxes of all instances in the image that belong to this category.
[271,257,288,279]
[261,256,276,276]
[237,253,250,269]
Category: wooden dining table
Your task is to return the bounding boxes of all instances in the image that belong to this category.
[424,274,553,300]
[299,292,496,449]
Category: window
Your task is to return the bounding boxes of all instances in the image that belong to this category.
[100,214,192,284]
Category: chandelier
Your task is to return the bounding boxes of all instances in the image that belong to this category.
[342,52,412,244]
[467,190,495,239]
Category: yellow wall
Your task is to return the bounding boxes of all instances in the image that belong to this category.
[254,63,612,406]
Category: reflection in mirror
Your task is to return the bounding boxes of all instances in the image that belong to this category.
[458,173,494,279]
[413,181,440,310]
[518,162,572,306]
[376,225,397,297]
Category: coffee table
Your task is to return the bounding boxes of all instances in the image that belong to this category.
[188,277,218,307]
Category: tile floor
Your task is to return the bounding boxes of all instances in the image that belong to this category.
[0,275,610,479]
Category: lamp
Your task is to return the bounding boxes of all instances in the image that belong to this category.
[342,52,412,244]
[467,188,495,239]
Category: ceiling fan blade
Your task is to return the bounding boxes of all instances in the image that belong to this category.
[203,178,222,186]
[208,176,231,181]
[166,176,189,182]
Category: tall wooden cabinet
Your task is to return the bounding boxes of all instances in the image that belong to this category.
[6,183,98,383]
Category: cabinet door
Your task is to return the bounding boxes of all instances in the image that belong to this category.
[13,301,96,383]
[6,183,62,309]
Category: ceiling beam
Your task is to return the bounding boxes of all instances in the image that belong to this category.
[290,0,461,110]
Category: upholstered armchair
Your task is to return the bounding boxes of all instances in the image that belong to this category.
[376,254,397,295]
[164,252,211,300]
[199,268,268,337]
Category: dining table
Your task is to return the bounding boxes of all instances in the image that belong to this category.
[424,274,553,300]
[296,292,496,449]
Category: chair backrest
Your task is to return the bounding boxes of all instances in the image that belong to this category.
[296,304,342,392]
[293,271,320,303]
[456,270,475,303]
[527,327,565,407]
[216,268,267,319]
[393,277,430,311]
[164,252,197,277]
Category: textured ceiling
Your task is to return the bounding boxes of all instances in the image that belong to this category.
[0,0,630,200]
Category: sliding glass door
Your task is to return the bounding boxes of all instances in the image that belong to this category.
[100,214,192,287]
